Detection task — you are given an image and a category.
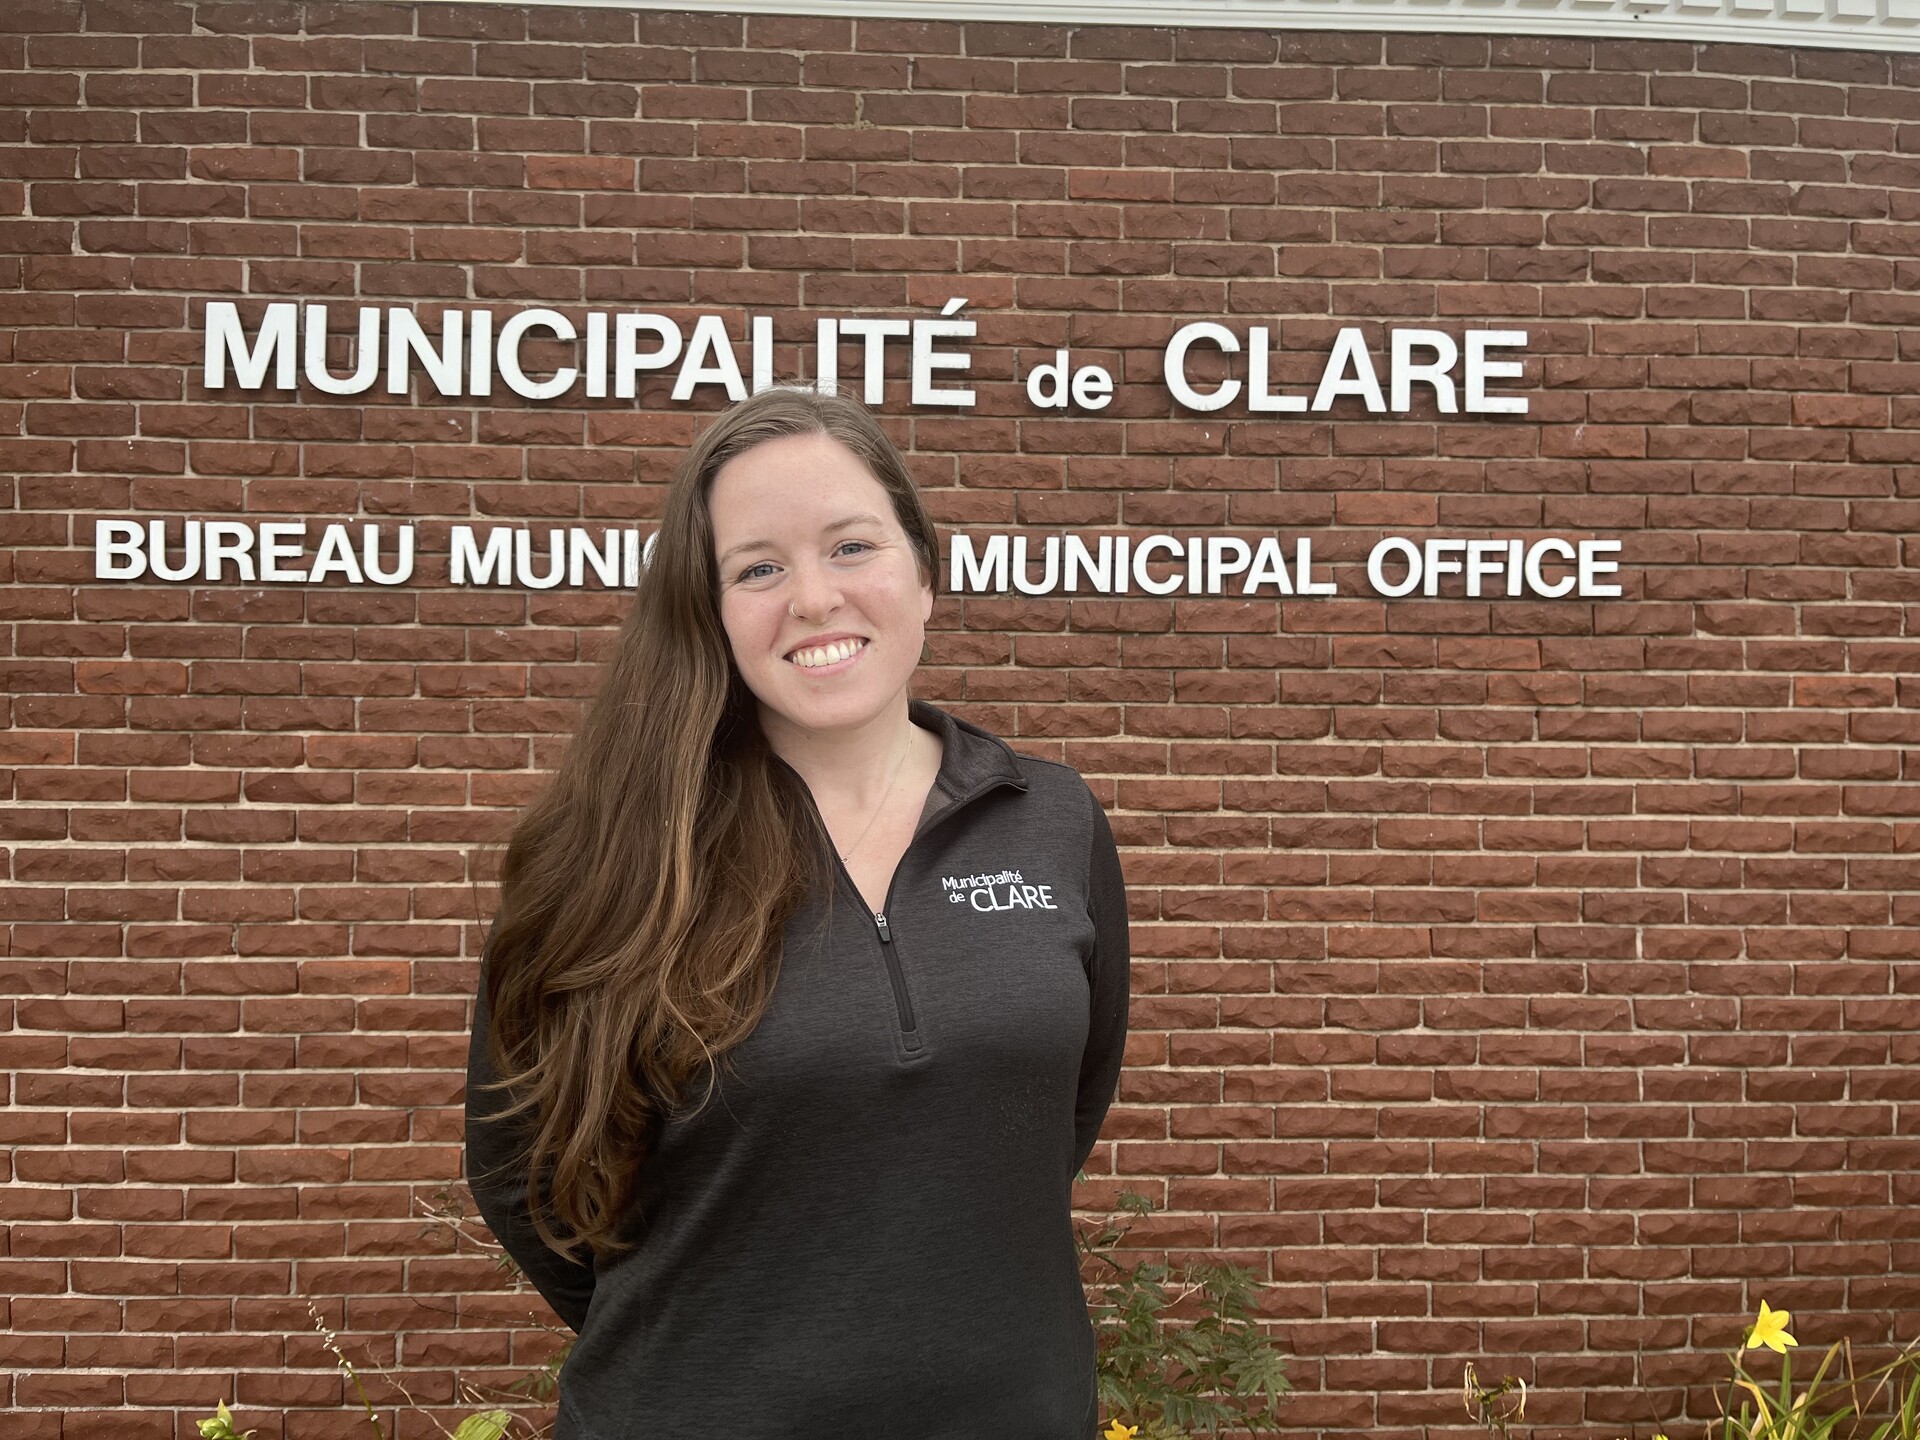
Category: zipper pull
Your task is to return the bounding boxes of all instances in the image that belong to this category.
[874,912,892,943]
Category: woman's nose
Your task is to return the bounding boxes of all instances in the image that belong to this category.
[786,558,843,621]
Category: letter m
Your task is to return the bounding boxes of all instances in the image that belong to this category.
[450,526,514,586]
[204,301,298,390]
[948,533,1008,595]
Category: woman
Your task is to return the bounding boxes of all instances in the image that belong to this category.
[464,386,1132,1440]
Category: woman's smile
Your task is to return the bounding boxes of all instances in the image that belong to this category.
[786,636,870,673]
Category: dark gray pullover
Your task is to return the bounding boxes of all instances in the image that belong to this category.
[464,699,1132,1440]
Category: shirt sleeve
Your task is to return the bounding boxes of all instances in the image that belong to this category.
[1072,781,1132,1177]
[464,932,597,1335]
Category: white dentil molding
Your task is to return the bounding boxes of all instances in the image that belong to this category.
[453,0,1920,54]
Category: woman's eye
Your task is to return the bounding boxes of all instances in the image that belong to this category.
[735,541,871,583]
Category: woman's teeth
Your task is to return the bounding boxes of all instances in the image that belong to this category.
[788,638,867,669]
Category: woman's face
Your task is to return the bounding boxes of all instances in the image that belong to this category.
[708,430,933,742]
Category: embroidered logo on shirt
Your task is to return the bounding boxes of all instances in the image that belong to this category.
[940,869,1058,913]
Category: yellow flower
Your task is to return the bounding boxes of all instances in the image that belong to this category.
[1746,1301,1797,1353]
[1655,1433,1671,1440]
[1103,1424,1139,1440]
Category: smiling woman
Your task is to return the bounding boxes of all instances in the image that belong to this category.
[708,429,941,849]
[464,386,1133,1440]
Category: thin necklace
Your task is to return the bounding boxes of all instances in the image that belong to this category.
[835,727,915,863]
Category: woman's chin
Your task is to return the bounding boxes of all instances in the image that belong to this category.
[757,672,906,736]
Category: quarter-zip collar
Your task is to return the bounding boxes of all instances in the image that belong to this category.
[906,697,1030,821]
[764,698,1031,830]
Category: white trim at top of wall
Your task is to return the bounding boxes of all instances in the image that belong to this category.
[444,0,1920,55]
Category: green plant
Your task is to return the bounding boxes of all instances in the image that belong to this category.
[1713,1304,1920,1440]
[1462,1302,1920,1440]
[196,1400,255,1440]
[1079,1186,1293,1440]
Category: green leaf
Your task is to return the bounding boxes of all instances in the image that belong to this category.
[451,1411,515,1440]
[195,1400,255,1440]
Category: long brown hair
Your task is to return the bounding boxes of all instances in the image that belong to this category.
[470,387,939,1269]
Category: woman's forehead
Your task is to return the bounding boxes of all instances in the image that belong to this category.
[709,444,898,552]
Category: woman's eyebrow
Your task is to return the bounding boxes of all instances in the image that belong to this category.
[716,512,886,568]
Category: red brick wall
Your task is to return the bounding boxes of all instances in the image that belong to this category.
[5,2,1920,1436]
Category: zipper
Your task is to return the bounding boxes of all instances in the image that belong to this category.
[871,908,918,1051]
[824,772,1024,1059]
